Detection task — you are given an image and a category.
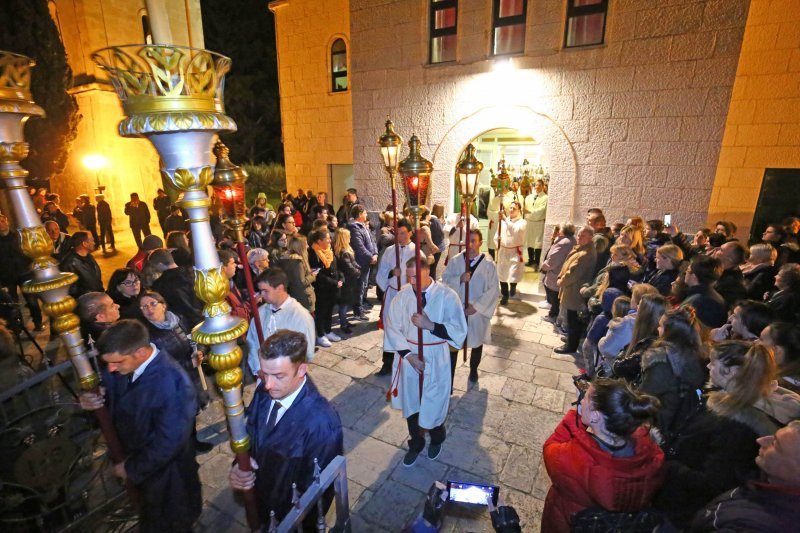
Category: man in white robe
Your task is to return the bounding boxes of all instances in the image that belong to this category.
[442,229,499,384]
[375,219,416,376]
[442,211,479,269]
[524,179,548,269]
[246,268,316,375]
[486,190,504,260]
[497,201,527,305]
[386,254,467,467]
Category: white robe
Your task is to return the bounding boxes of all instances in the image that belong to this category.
[442,252,499,347]
[377,242,416,350]
[524,193,548,249]
[486,193,504,251]
[442,212,479,266]
[497,216,527,283]
[385,281,467,428]
[245,296,316,375]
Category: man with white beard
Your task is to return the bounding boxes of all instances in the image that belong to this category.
[442,229,499,384]
[385,254,467,467]
[375,219,416,376]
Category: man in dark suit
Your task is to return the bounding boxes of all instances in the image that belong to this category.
[79,320,201,532]
[149,248,204,328]
[60,231,104,297]
[124,192,152,249]
[96,194,115,253]
[348,204,377,320]
[229,330,343,530]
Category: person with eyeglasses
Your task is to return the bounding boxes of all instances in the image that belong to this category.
[106,268,144,319]
[137,290,212,453]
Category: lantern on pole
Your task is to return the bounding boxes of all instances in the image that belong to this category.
[212,141,265,346]
[494,159,510,252]
[92,44,260,529]
[456,144,483,363]
[399,135,433,396]
[378,118,404,292]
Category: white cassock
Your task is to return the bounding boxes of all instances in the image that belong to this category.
[497,216,527,283]
[377,242,416,349]
[524,193,548,249]
[386,281,467,428]
[245,296,316,375]
[486,192,505,251]
[442,212,479,267]
[442,252,499,347]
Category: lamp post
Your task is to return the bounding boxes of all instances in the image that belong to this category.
[0,51,128,480]
[398,134,433,398]
[455,144,483,363]
[378,118,403,292]
[92,44,260,530]
[82,153,108,195]
[211,141,265,346]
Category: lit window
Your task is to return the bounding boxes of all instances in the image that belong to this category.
[492,0,527,56]
[331,39,348,92]
[564,0,608,48]
[430,0,458,64]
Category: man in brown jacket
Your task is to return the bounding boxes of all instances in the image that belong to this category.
[555,226,597,354]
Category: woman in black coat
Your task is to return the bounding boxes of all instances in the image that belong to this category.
[138,290,212,452]
[308,229,344,346]
[742,243,777,301]
[106,268,143,320]
[642,244,682,297]
[333,228,361,334]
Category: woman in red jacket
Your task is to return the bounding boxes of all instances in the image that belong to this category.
[542,378,665,533]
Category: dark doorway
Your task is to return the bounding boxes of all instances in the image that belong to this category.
[751,168,800,244]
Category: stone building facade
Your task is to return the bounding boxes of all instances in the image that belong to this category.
[271,0,800,238]
[49,0,203,220]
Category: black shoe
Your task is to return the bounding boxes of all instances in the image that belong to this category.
[500,297,509,305]
[376,365,392,376]
[554,345,576,355]
[403,449,419,467]
[427,442,442,460]
[341,325,353,334]
[468,369,478,383]
[542,315,557,324]
[560,336,568,343]
[353,314,369,321]
[195,440,214,454]
[363,302,374,310]
[525,260,535,267]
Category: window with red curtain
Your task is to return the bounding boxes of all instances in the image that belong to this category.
[564,0,608,48]
[492,0,527,56]
[430,0,458,63]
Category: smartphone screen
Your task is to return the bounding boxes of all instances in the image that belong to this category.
[663,213,672,227]
[446,481,499,506]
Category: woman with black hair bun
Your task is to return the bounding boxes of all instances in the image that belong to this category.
[542,378,665,533]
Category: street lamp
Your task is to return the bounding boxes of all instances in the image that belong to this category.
[83,153,108,194]
[211,141,265,347]
[456,144,483,363]
[399,134,433,397]
[378,118,403,292]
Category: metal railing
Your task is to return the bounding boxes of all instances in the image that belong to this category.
[268,455,351,533]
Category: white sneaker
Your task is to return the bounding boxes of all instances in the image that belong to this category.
[537,301,552,310]
[326,332,342,342]
[316,336,332,347]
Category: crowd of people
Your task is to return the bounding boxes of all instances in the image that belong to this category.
[4,183,800,531]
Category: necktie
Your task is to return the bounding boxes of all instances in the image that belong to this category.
[266,401,282,433]
[421,291,427,309]
[268,307,280,335]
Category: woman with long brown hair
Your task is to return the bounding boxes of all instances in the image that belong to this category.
[275,234,315,313]
[333,228,361,335]
[611,293,668,384]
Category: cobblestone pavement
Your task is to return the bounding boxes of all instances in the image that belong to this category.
[192,275,576,532]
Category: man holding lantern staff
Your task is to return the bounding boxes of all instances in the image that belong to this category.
[385,254,467,467]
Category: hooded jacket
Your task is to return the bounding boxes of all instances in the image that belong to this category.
[542,410,666,533]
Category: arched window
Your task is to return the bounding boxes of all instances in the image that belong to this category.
[331,39,348,93]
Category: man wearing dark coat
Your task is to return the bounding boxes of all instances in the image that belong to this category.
[79,320,201,532]
[124,192,152,249]
[59,231,104,298]
[149,248,204,328]
[229,330,343,530]
[79,195,100,248]
[153,188,171,236]
[96,194,115,253]
[348,204,378,320]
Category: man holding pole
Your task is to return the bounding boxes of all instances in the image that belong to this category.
[442,229,499,384]
[385,254,467,467]
[78,319,201,532]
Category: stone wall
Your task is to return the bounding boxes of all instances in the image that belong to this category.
[350,0,750,231]
[270,0,353,196]
[708,0,800,237]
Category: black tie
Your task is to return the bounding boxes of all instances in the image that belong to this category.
[421,291,427,309]
[266,401,282,433]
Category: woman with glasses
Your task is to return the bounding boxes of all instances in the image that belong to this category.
[106,268,143,319]
[542,378,664,532]
[138,290,212,452]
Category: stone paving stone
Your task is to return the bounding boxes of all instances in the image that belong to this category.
[352,401,410,447]
[532,367,560,388]
[539,334,563,347]
[557,372,579,393]
[438,425,511,477]
[330,380,385,427]
[533,354,582,374]
[532,386,568,413]
[448,389,510,433]
[502,404,564,450]
[199,452,237,492]
[499,445,542,493]
[503,487,545,533]
[389,452,450,492]
[357,478,425,530]
[501,378,538,405]
[308,365,352,398]
[344,428,404,488]
[310,350,344,369]
[532,453,552,501]
[514,329,543,343]
[482,344,511,358]
[332,357,376,379]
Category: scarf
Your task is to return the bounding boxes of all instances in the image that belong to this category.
[150,310,181,331]
[312,242,334,268]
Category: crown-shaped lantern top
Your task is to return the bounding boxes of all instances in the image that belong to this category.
[492,159,511,196]
[399,135,433,209]
[0,51,44,118]
[91,45,235,137]
[378,117,403,172]
[456,143,483,199]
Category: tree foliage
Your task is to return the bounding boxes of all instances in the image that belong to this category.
[243,163,286,207]
[0,0,80,181]
[201,0,282,164]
